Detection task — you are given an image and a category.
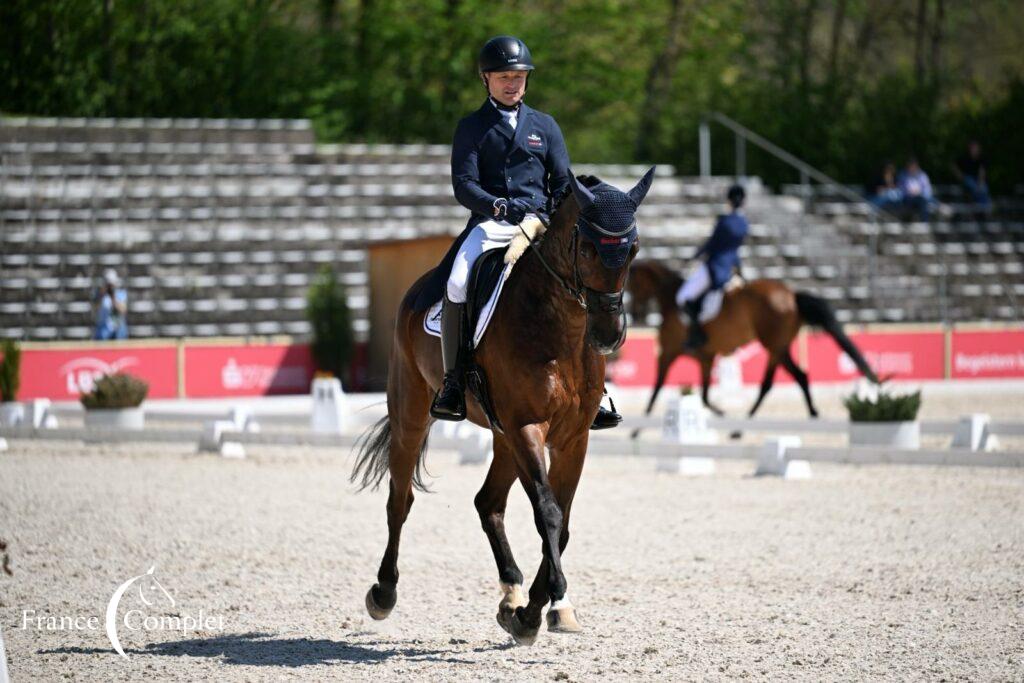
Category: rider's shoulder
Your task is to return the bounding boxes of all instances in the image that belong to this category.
[527,106,560,127]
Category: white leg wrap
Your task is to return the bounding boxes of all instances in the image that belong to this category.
[549,595,573,610]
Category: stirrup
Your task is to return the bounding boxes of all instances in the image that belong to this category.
[590,392,622,430]
[430,373,466,421]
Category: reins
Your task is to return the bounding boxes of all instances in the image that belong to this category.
[515,215,627,316]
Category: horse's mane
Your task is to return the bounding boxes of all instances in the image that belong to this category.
[548,174,605,216]
[629,259,683,314]
[634,259,682,291]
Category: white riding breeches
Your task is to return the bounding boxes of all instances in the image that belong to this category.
[446,218,530,303]
[675,262,711,307]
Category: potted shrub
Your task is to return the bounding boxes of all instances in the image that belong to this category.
[844,384,922,449]
[81,373,149,430]
[306,265,354,386]
[0,340,23,427]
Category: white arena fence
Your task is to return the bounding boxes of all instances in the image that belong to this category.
[3,405,1024,470]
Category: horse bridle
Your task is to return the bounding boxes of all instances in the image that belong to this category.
[517,215,629,348]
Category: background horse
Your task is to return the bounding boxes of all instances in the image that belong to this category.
[351,169,654,646]
[627,259,878,421]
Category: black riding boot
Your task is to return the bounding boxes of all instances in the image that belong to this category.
[430,296,468,421]
[590,389,622,430]
[683,299,707,351]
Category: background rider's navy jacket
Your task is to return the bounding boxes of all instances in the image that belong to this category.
[696,211,749,288]
[451,99,571,229]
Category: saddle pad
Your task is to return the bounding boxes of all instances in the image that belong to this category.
[424,259,514,348]
[423,216,545,348]
[699,288,724,323]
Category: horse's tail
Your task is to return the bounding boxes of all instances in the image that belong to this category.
[350,416,433,492]
[795,291,879,384]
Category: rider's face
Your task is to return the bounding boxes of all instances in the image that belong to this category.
[486,71,528,106]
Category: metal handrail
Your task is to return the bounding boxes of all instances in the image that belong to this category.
[702,111,898,221]
[698,111,953,321]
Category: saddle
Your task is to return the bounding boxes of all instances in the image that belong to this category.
[421,217,547,433]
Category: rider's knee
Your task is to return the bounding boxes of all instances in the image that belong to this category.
[446,277,468,304]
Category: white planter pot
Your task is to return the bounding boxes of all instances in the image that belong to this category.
[849,421,920,450]
[0,402,25,427]
[84,407,145,430]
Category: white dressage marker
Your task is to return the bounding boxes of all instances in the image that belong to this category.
[0,623,10,683]
[0,438,6,452]
[952,414,997,452]
[458,428,493,466]
[658,394,717,475]
[662,394,718,445]
[311,377,346,434]
[755,436,811,479]
[229,406,261,433]
[198,420,246,459]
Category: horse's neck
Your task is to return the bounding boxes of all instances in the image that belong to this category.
[507,220,588,357]
[651,264,683,313]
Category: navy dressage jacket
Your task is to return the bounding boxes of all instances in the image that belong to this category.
[697,211,749,288]
[451,98,572,229]
[411,99,571,311]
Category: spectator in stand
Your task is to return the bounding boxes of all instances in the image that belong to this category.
[93,269,129,340]
[897,157,934,221]
[868,161,903,213]
[952,140,992,215]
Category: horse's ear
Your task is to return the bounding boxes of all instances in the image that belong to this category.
[568,172,596,212]
[627,166,657,207]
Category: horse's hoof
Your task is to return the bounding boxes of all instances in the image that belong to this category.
[546,606,583,633]
[508,609,540,646]
[496,583,527,634]
[365,584,395,620]
[729,430,742,440]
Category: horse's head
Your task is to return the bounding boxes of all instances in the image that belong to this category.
[558,167,655,354]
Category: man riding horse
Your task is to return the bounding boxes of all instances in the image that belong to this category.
[675,184,749,351]
[431,35,621,429]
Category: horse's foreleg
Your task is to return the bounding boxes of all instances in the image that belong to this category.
[631,351,675,439]
[504,423,565,646]
[525,435,587,635]
[747,358,779,418]
[700,355,724,416]
[474,435,526,631]
[781,351,818,418]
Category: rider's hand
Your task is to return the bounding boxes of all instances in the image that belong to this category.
[506,198,531,224]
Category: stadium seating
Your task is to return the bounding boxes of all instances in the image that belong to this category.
[1,117,1020,341]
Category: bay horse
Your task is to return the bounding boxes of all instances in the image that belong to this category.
[627,259,878,420]
[351,169,655,646]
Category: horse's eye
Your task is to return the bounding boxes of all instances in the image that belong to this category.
[581,241,597,259]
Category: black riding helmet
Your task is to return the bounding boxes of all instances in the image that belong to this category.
[727,184,746,208]
[478,36,535,73]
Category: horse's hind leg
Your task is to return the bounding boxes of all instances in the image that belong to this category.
[699,355,725,416]
[366,359,433,620]
[747,356,780,418]
[780,350,818,418]
[474,435,526,632]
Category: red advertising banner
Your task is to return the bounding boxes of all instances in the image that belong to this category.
[606,336,795,387]
[18,346,179,400]
[805,330,945,382]
[951,330,1024,379]
[183,344,314,397]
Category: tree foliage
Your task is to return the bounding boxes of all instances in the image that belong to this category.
[1,0,1021,188]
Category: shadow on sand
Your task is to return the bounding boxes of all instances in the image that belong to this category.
[40,631,516,667]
